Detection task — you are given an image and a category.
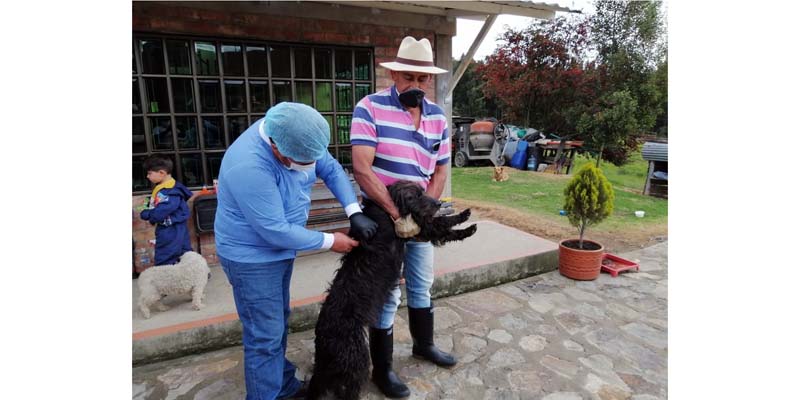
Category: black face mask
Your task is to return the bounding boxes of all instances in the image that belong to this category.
[398,88,425,108]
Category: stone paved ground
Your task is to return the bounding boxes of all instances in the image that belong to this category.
[133,242,667,400]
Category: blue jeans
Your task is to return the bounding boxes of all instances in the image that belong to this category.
[375,241,434,329]
[219,256,302,400]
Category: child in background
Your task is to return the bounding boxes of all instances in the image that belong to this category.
[139,156,193,265]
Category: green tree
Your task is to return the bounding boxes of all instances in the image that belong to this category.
[651,59,668,136]
[589,0,667,161]
[452,56,492,117]
[563,164,615,249]
[577,89,639,167]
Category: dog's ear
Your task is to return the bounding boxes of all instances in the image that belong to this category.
[388,183,405,215]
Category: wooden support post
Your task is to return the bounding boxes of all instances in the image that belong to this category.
[554,140,566,174]
[446,14,497,100]
[643,161,655,195]
[567,148,576,174]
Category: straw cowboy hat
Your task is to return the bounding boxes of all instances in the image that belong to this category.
[380,36,448,74]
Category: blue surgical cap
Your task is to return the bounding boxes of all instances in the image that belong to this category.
[265,102,330,162]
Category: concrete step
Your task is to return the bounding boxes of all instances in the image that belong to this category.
[132,220,558,365]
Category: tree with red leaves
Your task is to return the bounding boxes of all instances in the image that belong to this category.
[477,16,603,135]
[477,0,666,167]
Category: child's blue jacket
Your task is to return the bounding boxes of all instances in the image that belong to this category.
[140,181,193,265]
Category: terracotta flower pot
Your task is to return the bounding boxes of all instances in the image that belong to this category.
[558,239,604,280]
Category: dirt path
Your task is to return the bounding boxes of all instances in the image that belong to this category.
[453,197,667,254]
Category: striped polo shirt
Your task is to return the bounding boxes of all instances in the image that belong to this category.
[350,86,450,194]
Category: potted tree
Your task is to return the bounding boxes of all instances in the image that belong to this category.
[559,164,615,280]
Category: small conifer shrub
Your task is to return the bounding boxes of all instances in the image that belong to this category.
[563,164,615,249]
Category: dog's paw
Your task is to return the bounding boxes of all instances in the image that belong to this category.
[155,303,170,311]
[464,223,478,237]
[141,309,151,319]
[193,303,205,310]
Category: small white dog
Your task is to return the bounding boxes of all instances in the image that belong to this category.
[137,251,210,319]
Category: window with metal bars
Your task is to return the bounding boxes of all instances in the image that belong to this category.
[132,34,374,193]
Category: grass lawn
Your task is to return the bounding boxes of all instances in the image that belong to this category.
[450,150,667,251]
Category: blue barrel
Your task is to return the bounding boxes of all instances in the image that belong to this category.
[509,140,529,170]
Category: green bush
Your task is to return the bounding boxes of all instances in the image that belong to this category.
[563,164,615,248]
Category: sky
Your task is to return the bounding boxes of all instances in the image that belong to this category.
[451,0,593,61]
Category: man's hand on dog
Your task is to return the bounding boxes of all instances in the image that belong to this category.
[349,212,378,240]
[331,232,360,253]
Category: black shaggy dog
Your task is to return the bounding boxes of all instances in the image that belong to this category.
[306,180,477,400]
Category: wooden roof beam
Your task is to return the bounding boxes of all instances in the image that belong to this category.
[326,1,450,16]
[404,1,558,20]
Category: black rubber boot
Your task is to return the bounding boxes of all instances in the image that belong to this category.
[408,306,457,367]
[369,326,411,398]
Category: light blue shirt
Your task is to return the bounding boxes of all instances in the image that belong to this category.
[214,118,359,263]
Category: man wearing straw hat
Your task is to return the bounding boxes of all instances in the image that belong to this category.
[350,36,454,398]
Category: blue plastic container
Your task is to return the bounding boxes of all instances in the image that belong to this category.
[510,141,529,170]
[527,154,538,171]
